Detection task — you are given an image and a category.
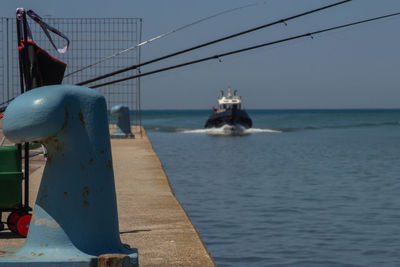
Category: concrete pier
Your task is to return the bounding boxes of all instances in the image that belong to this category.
[0,126,216,266]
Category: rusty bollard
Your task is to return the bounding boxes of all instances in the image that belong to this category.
[0,85,138,266]
[111,105,134,138]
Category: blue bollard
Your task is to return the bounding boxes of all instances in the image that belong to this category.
[0,85,138,266]
[111,105,134,138]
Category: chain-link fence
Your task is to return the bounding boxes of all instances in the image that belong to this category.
[0,17,142,132]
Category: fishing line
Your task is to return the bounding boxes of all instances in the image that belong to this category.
[65,1,267,78]
[89,11,400,89]
[77,0,351,86]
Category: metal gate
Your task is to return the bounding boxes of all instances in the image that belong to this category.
[0,17,142,133]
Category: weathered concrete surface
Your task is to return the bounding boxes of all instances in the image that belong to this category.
[113,128,215,266]
[0,125,216,266]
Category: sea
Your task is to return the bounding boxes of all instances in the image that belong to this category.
[140,109,400,267]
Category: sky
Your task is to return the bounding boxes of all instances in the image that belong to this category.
[2,0,400,109]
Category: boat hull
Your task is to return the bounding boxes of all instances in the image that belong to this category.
[204,109,252,129]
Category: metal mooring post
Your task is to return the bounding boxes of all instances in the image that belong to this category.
[0,85,138,266]
[111,105,134,138]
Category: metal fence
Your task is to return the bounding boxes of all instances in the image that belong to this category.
[0,17,142,132]
[0,18,15,106]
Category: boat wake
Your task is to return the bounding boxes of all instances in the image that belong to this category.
[182,125,281,136]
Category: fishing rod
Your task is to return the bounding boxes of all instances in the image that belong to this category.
[77,0,351,86]
[90,11,400,89]
[65,2,267,78]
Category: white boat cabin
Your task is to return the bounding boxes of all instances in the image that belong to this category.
[214,89,242,112]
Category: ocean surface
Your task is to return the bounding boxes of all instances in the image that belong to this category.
[140,109,400,267]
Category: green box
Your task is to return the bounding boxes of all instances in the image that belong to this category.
[0,146,22,172]
[0,172,23,209]
[0,146,23,209]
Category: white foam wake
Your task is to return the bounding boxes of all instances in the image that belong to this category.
[245,128,281,133]
[182,125,281,135]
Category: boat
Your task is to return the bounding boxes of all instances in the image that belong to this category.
[204,88,252,132]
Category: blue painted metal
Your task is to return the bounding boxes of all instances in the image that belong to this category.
[111,105,134,138]
[0,85,138,266]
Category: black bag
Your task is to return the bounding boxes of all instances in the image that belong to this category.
[17,8,70,90]
[19,40,67,89]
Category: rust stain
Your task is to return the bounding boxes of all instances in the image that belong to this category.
[0,251,6,255]
[39,108,68,156]
[42,136,56,145]
[55,143,63,152]
[100,150,105,155]
[38,253,44,257]
[63,192,68,197]
[42,136,64,153]
[82,186,89,198]
[61,108,69,131]
[82,186,90,206]
[98,254,131,266]
[78,109,86,126]
[46,153,52,163]
[89,158,94,165]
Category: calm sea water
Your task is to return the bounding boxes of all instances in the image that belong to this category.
[140,110,400,267]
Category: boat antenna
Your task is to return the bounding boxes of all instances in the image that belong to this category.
[77,0,351,86]
[65,2,267,78]
[89,11,400,89]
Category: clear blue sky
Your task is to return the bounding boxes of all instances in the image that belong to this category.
[2,0,400,109]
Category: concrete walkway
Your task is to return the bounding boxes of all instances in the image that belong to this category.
[0,127,216,266]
